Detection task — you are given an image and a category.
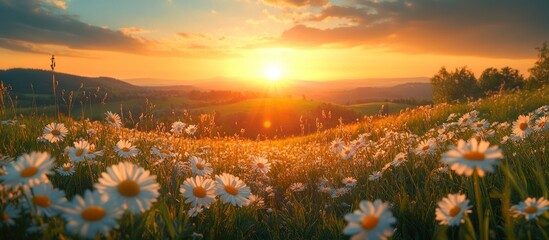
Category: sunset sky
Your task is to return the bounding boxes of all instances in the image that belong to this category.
[1,0,548,82]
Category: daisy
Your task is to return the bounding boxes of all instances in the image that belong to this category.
[170,121,186,135]
[288,182,306,192]
[339,146,355,160]
[42,122,68,143]
[215,173,251,207]
[251,157,271,174]
[189,156,213,176]
[415,138,437,155]
[114,140,139,158]
[67,139,90,163]
[62,190,123,239]
[23,182,67,217]
[471,119,489,131]
[95,162,159,213]
[331,187,350,198]
[180,176,217,208]
[1,204,20,227]
[86,144,103,159]
[187,206,204,217]
[510,197,549,221]
[105,111,122,128]
[391,152,407,167]
[441,138,503,177]
[0,152,54,188]
[512,115,532,139]
[343,199,397,240]
[151,146,176,159]
[533,116,548,131]
[342,177,357,187]
[185,125,198,135]
[329,138,344,154]
[55,163,76,176]
[435,193,472,226]
[247,194,265,207]
[368,171,382,181]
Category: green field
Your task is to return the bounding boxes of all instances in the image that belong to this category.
[1,85,548,239]
[349,102,412,116]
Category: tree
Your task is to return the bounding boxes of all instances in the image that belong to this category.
[528,41,549,86]
[478,67,524,95]
[431,66,479,104]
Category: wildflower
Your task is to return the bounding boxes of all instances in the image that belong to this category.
[0,204,20,227]
[86,144,103,159]
[368,171,382,181]
[339,146,355,160]
[95,162,159,213]
[105,111,122,128]
[114,140,139,158]
[343,199,397,240]
[215,173,251,207]
[415,138,437,155]
[247,194,265,207]
[0,152,54,188]
[533,116,548,131]
[185,125,198,135]
[187,206,204,217]
[180,176,217,208]
[55,163,76,176]
[329,138,344,153]
[471,119,489,131]
[170,121,186,135]
[342,177,357,187]
[331,187,350,198]
[512,115,532,139]
[62,190,123,239]
[67,140,90,163]
[435,193,472,226]
[189,156,213,176]
[391,152,407,167]
[151,146,175,159]
[441,138,503,177]
[289,182,306,192]
[42,122,68,143]
[23,182,67,217]
[251,156,271,174]
[510,197,549,221]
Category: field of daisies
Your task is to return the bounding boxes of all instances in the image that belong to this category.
[0,85,548,240]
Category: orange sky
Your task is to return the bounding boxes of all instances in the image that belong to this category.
[0,1,547,82]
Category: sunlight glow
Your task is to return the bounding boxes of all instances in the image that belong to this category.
[263,64,282,82]
[263,120,272,129]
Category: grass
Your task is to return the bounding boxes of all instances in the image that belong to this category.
[0,86,548,239]
[348,102,412,116]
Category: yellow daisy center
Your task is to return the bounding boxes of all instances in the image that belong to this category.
[257,162,265,169]
[519,122,528,131]
[51,129,61,136]
[477,123,484,127]
[193,186,207,198]
[347,179,353,183]
[2,212,9,221]
[63,165,71,171]
[524,206,538,214]
[117,179,141,197]
[449,206,461,217]
[361,215,379,230]
[539,121,546,128]
[333,143,339,148]
[75,149,84,157]
[20,166,38,178]
[422,145,430,151]
[463,151,485,161]
[32,195,52,207]
[108,117,116,123]
[81,206,106,222]
[225,185,239,196]
[196,163,205,170]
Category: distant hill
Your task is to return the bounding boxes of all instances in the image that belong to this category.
[311,82,432,104]
[0,68,144,101]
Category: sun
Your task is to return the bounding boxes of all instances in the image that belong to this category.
[263,64,283,82]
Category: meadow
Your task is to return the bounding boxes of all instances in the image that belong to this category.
[0,84,548,240]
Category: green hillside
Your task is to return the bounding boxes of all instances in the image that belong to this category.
[349,102,412,116]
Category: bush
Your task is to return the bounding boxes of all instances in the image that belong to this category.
[431,66,479,104]
[478,67,524,95]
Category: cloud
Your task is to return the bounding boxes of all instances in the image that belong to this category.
[278,0,549,58]
[262,0,328,8]
[0,0,150,54]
